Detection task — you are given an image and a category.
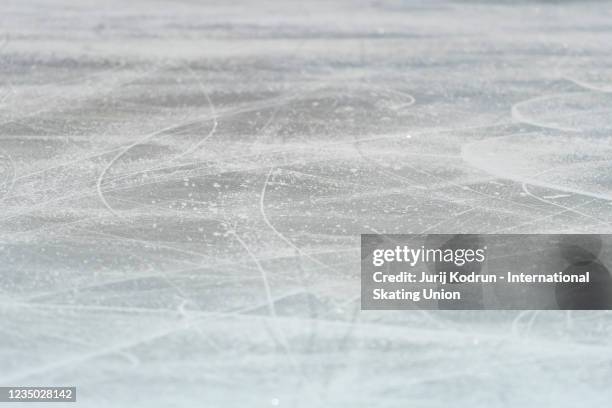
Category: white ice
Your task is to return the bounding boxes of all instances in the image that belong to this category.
[1,0,612,407]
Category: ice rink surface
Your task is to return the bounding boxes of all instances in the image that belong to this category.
[1,0,612,406]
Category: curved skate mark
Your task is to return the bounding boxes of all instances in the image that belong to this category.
[102,114,512,196]
[177,299,223,352]
[335,82,416,111]
[229,230,303,376]
[1,116,514,225]
[96,122,194,220]
[1,157,275,225]
[207,77,311,379]
[2,297,604,380]
[20,232,269,303]
[73,225,212,320]
[0,167,202,224]
[170,66,218,161]
[461,136,612,203]
[4,300,599,346]
[339,81,416,110]
[5,138,221,225]
[96,64,221,220]
[156,83,314,378]
[94,71,217,220]
[521,182,612,228]
[9,87,285,188]
[260,168,342,273]
[16,213,360,302]
[0,65,165,204]
[96,85,320,190]
[354,127,545,215]
[511,92,584,132]
[0,149,492,228]
[491,162,606,232]
[373,85,416,111]
[511,310,536,337]
[562,74,612,93]
[524,310,541,335]
[347,94,542,217]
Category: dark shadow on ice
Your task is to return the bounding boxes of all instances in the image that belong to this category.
[555,234,612,309]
